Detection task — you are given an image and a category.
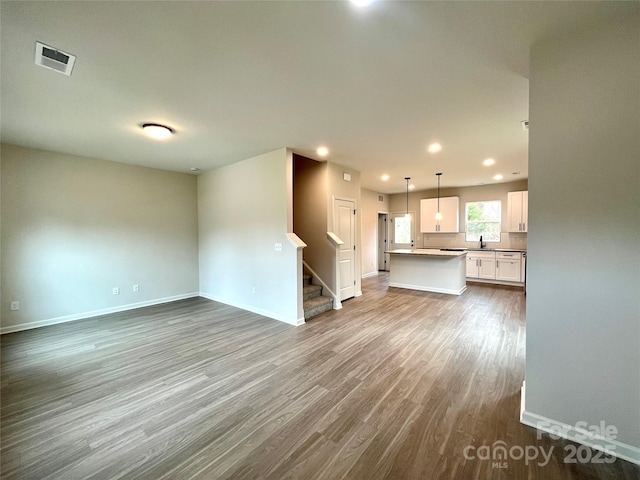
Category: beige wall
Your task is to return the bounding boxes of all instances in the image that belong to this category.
[389,179,528,250]
[361,188,390,277]
[198,148,301,325]
[525,15,639,456]
[293,155,334,292]
[327,162,362,296]
[0,143,199,332]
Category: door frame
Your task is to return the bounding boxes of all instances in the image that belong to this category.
[390,211,416,250]
[333,196,360,301]
[377,212,390,271]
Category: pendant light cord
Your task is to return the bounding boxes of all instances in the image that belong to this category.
[405,177,410,216]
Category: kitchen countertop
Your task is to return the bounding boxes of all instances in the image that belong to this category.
[421,247,526,253]
[386,248,467,257]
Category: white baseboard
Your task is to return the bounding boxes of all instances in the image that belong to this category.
[520,382,640,465]
[199,292,303,326]
[388,282,467,296]
[361,271,378,279]
[0,292,200,335]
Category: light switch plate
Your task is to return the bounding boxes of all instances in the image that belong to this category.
[274,242,283,251]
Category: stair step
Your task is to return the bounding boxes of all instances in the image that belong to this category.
[303,296,333,320]
[303,284,322,301]
[303,274,311,286]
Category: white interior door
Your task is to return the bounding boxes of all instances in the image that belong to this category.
[335,199,356,301]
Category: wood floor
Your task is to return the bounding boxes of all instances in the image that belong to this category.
[1,274,638,479]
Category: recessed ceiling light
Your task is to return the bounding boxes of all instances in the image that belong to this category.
[190,167,200,172]
[409,184,415,190]
[316,146,329,157]
[381,174,390,181]
[141,123,174,140]
[493,174,503,181]
[350,0,373,7]
[483,158,495,166]
[428,143,442,153]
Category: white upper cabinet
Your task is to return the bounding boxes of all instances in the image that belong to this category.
[507,191,528,232]
[420,196,459,233]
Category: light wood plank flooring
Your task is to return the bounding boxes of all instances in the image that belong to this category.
[1,274,638,479]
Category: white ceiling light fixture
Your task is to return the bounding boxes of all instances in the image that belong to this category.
[409,184,415,190]
[428,143,442,153]
[35,41,76,76]
[493,174,503,181]
[350,0,374,7]
[316,146,329,157]
[483,158,495,166]
[381,174,389,181]
[141,123,174,140]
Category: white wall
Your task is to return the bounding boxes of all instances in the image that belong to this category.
[525,14,640,461]
[361,188,389,277]
[0,143,199,333]
[198,148,302,325]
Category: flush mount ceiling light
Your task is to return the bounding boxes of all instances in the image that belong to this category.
[428,143,442,153]
[190,167,200,172]
[141,123,174,140]
[409,184,415,191]
[316,146,329,157]
[350,0,374,7]
[381,174,390,181]
[493,174,504,181]
[483,158,495,166]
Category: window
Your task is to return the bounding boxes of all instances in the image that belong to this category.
[394,214,412,245]
[465,201,501,242]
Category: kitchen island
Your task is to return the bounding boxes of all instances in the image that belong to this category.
[386,249,467,295]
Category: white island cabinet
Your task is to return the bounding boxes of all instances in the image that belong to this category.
[386,249,467,295]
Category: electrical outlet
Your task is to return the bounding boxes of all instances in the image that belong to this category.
[274,242,283,252]
[11,301,19,311]
[113,287,120,295]
[133,284,139,292]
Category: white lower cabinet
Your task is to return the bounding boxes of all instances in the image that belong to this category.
[466,251,524,284]
[466,251,496,279]
[495,252,522,282]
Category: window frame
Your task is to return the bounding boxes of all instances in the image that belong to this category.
[465,200,502,243]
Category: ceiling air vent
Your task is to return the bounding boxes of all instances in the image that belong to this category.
[35,42,76,76]
[521,119,529,130]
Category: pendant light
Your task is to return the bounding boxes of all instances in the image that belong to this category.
[435,173,443,220]
[405,177,411,218]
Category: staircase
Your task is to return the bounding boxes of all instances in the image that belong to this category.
[303,274,333,320]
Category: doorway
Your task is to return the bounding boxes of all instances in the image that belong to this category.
[377,213,389,271]
[334,198,356,301]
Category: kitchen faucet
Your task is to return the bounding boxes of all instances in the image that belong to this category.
[479,235,486,249]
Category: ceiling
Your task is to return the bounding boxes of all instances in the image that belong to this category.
[1,1,637,193]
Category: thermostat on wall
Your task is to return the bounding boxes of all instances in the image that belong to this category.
[343,173,351,182]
